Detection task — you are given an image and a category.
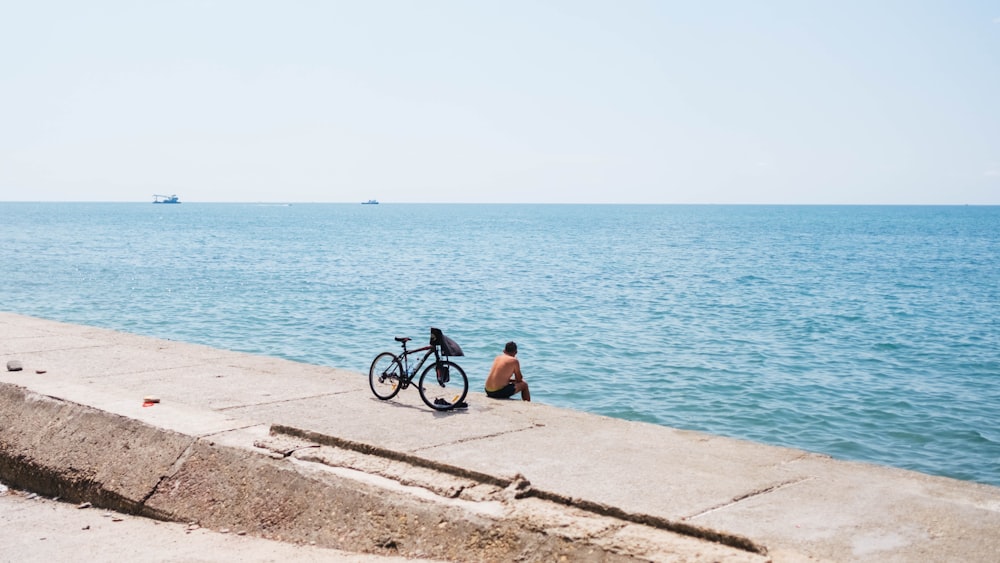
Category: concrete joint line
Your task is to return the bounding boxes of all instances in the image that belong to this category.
[215,392,346,411]
[196,422,270,440]
[685,477,814,521]
[136,364,204,373]
[139,438,200,508]
[527,487,767,555]
[409,423,541,454]
[3,333,65,342]
[19,343,105,352]
[271,424,767,556]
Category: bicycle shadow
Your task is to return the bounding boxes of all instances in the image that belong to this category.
[367,396,471,416]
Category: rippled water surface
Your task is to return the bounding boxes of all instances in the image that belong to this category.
[2,203,998,486]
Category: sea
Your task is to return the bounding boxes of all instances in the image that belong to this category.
[1,202,998,487]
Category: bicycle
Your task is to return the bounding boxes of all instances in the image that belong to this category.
[368,327,469,411]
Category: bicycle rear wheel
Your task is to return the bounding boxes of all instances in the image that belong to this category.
[418,360,468,410]
[369,352,404,400]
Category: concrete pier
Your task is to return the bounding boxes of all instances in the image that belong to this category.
[2,312,999,561]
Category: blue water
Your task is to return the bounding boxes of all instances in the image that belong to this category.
[2,203,998,487]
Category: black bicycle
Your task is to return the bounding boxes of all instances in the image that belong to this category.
[368,327,469,411]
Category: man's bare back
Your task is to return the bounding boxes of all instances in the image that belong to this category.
[485,341,530,401]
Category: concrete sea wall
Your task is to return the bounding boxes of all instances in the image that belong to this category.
[3,312,1000,561]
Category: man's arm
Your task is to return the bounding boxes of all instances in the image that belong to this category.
[511,358,523,382]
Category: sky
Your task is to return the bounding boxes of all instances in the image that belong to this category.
[1,1,998,204]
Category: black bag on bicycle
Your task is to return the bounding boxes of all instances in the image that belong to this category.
[430,327,464,357]
[436,363,450,385]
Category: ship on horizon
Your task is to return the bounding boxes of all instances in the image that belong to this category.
[153,194,180,204]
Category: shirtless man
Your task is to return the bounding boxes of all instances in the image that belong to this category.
[485,341,530,401]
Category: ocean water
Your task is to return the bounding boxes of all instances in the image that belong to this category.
[2,202,998,487]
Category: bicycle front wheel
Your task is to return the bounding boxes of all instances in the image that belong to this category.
[418,360,468,410]
[369,352,404,400]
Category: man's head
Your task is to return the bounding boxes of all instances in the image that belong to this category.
[504,341,518,355]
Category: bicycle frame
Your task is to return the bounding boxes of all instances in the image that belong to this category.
[397,342,440,384]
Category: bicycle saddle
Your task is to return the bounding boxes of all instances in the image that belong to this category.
[394,337,411,343]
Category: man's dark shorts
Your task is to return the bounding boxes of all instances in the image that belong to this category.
[486,382,517,399]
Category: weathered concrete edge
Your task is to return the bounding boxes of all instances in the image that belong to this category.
[0,382,550,559]
[0,382,194,516]
[0,381,769,561]
[273,423,768,555]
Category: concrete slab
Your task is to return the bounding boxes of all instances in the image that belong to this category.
[413,406,814,518]
[3,312,1000,562]
[231,392,541,458]
[691,457,1000,562]
[16,377,265,438]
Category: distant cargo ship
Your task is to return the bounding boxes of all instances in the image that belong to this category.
[153,194,181,204]
[362,199,379,205]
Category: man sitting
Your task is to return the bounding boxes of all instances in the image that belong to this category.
[484,341,531,401]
